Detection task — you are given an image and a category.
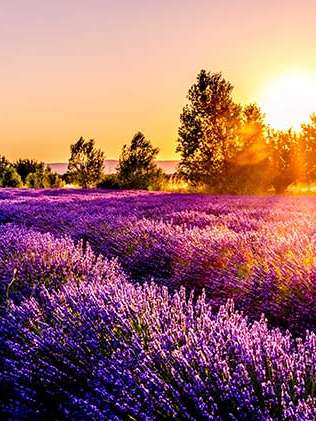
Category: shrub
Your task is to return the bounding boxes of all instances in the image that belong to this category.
[0,167,22,187]
[117,132,162,190]
[97,174,121,189]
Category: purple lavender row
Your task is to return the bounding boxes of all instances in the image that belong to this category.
[0,189,316,334]
[0,225,315,419]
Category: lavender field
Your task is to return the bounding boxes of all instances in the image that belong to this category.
[1,189,316,419]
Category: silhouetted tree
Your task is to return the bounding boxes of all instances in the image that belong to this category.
[117,132,162,189]
[67,137,104,188]
[14,159,45,184]
[177,70,241,187]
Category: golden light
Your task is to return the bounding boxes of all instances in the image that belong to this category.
[259,72,316,130]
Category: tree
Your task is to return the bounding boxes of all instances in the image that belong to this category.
[238,104,267,154]
[224,104,272,194]
[301,114,316,182]
[116,132,162,189]
[67,137,104,188]
[14,159,45,184]
[97,174,121,189]
[0,155,10,174]
[25,171,45,188]
[25,167,63,188]
[177,70,241,187]
[45,171,64,188]
[0,167,22,187]
[14,159,63,188]
[269,129,299,194]
[0,156,23,187]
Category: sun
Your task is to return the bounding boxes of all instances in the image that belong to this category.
[259,72,316,131]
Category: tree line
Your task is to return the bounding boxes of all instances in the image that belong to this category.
[0,132,163,190]
[2,68,316,193]
[0,158,63,188]
[65,132,163,189]
[177,70,316,194]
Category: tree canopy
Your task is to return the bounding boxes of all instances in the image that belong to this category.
[176,69,316,194]
[0,166,22,187]
[116,132,162,189]
[67,137,105,188]
[177,70,241,187]
[14,159,45,184]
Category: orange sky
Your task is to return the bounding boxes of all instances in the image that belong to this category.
[1,1,316,162]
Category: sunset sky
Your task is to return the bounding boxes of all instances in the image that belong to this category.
[1,0,316,162]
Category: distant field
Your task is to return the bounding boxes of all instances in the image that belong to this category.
[1,189,315,419]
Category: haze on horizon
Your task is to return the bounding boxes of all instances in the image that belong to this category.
[1,0,316,162]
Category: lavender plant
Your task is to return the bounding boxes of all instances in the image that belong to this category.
[0,189,316,419]
[1,265,315,419]
[1,189,315,333]
[0,225,120,306]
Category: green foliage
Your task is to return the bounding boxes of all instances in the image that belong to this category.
[14,159,45,184]
[177,70,242,186]
[116,132,163,189]
[97,174,122,189]
[26,168,64,188]
[0,166,23,187]
[177,74,271,194]
[176,70,305,194]
[3,68,316,195]
[67,137,104,188]
[25,170,45,188]
[45,171,64,188]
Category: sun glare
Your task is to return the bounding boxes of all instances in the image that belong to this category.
[259,72,316,131]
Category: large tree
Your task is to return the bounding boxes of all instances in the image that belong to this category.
[67,137,104,188]
[177,70,241,187]
[116,132,162,189]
